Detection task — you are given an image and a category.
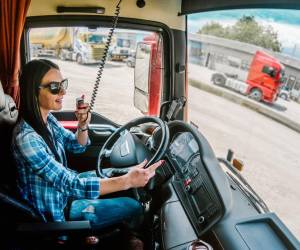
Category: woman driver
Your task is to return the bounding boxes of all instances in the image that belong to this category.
[12,59,163,247]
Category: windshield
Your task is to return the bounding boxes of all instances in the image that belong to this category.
[117,39,131,48]
[28,27,162,124]
[188,9,300,239]
[279,69,285,83]
[87,34,104,43]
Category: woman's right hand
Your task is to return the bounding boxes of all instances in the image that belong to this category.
[124,159,164,189]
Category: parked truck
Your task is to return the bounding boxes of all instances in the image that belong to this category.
[211,51,284,103]
[30,27,106,64]
[108,37,132,61]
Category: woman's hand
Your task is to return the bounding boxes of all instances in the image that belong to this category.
[75,103,91,129]
[124,159,164,189]
[75,101,91,146]
[99,159,165,195]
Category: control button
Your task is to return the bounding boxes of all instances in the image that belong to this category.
[198,216,205,224]
[192,169,199,177]
[185,185,191,192]
[183,167,188,173]
[184,178,192,187]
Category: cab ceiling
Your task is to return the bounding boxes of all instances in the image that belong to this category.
[27,0,185,30]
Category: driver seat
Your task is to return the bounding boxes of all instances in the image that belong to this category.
[0,82,38,248]
[0,83,123,249]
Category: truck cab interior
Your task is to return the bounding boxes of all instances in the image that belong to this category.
[0,0,300,249]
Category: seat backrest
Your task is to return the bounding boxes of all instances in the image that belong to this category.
[0,82,18,188]
[0,83,41,224]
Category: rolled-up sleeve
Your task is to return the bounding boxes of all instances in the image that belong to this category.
[16,132,100,199]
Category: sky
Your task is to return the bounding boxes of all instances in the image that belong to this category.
[188,9,300,58]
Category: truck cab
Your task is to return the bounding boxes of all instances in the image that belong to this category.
[246,50,284,102]
[109,37,132,61]
[0,0,299,249]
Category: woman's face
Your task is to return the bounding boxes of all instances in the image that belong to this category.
[38,68,66,114]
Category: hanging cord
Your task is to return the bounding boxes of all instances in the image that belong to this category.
[89,0,122,110]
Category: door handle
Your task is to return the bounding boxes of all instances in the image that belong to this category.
[88,124,117,137]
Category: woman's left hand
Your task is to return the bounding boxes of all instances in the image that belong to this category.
[75,103,91,129]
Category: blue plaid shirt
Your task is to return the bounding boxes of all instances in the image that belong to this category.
[12,113,100,222]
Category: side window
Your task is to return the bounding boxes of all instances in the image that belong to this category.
[286,75,296,89]
[294,80,300,91]
[262,65,276,77]
[188,9,300,239]
[28,27,164,124]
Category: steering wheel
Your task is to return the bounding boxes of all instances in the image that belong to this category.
[96,116,169,193]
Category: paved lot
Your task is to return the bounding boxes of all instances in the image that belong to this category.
[49,58,300,238]
[56,59,141,124]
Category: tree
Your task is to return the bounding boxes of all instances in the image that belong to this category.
[198,15,282,52]
[198,22,227,38]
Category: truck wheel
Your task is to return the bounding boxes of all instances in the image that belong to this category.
[249,88,262,102]
[127,61,132,67]
[76,54,83,64]
[59,52,66,61]
[279,93,288,100]
[212,74,226,86]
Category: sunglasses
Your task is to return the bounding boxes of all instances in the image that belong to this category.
[39,79,68,95]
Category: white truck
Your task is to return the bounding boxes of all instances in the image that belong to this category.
[108,37,132,61]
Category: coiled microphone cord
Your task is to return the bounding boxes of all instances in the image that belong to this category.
[89,0,122,110]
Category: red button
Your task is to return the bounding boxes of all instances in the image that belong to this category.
[184,178,192,187]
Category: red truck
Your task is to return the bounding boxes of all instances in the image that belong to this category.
[212,50,285,103]
[246,51,284,102]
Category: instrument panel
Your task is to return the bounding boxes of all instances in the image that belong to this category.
[168,132,222,235]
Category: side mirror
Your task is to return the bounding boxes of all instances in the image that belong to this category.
[133,35,162,116]
[133,42,151,114]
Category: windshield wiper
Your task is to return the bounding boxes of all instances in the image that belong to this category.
[218,158,269,213]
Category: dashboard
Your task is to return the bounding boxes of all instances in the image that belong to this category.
[157,121,300,250]
[167,131,223,236]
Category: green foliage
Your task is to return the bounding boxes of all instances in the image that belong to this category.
[198,15,282,52]
[198,22,227,37]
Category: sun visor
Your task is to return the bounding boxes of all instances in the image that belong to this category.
[181,0,300,15]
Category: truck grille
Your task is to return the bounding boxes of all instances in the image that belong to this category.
[120,49,129,55]
[92,47,105,60]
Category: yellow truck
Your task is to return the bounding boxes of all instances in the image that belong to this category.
[30,27,106,64]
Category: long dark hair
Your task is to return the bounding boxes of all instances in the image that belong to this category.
[19,59,61,162]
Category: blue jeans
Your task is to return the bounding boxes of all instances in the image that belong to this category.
[69,171,143,229]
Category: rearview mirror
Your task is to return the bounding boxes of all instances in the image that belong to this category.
[133,34,163,116]
[133,42,151,114]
